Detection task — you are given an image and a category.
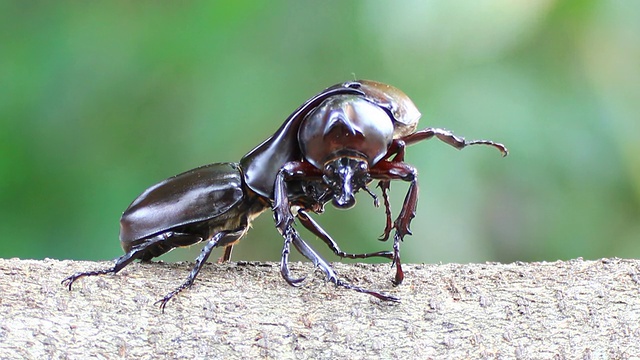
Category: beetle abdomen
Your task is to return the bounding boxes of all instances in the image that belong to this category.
[119,162,245,244]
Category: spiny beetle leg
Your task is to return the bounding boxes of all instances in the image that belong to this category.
[370,161,418,241]
[61,234,172,290]
[391,234,405,285]
[290,228,399,302]
[296,209,394,261]
[280,227,306,286]
[62,267,117,291]
[376,180,394,241]
[401,127,509,157]
[370,161,418,286]
[273,161,323,233]
[155,227,245,312]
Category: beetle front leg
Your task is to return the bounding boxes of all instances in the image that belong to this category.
[401,127,509,157]
[370,161,419,285]
[377,181,394,241]
[273,161,323,235]
[279,210,399,301]
[297,209,393,261]
[377,139,407,241]
[290,231,399,302]
[280,226,306,286]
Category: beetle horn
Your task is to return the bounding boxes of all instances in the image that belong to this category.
[323,111,363,137]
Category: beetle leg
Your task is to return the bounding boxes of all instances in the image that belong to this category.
[361,184,380,208]
[377,180,394,242]
[280,227,306,286]
[273,161,323,234]
[384,139,407,162]
[400,127,509,157]
[155,226,246,312]
[370,161,419,285]
[274,161,323,287]
[296,209,393,260]
[61,232,197,290]
[290,230,399,302]
[376,138,407,241]
[217,245,234,263]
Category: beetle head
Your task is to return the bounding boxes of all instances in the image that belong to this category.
[322,155,370,209]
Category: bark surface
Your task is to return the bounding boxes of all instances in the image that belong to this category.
[1,258,639,359]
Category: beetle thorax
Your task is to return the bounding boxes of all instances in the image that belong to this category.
[298,95,394,169]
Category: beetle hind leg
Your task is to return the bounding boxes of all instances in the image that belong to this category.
[62,267,117,290]
[62,235,168,290]
[62,232,201,290]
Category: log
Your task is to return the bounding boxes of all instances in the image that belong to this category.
[1,257,639,359]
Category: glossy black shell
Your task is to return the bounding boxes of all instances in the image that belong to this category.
[240,86,366,198]
[298,95,394,168]
[240,80,421,198]
[119,163,244,244]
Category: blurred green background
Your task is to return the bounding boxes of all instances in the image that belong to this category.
[1,1,638,265]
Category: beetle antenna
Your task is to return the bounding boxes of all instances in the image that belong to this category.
[362,184,380,207]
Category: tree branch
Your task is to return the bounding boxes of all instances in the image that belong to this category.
[1,258,639,358]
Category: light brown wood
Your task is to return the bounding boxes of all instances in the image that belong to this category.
[1,258,639,359]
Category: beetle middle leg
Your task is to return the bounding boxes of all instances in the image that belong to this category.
[155,226,247,312]
[218,245,234,263]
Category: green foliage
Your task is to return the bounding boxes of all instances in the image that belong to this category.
[1,1,638,264]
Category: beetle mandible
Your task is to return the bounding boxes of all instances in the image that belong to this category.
[62,80,508,310]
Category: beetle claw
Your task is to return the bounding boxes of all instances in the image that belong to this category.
[283,275,307,287]
[61,276,76,291]
[61,267,117,291]
[154,297,172,313]
[335,279,400,302]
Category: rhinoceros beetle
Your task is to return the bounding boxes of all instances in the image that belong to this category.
[62,80,508,310]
